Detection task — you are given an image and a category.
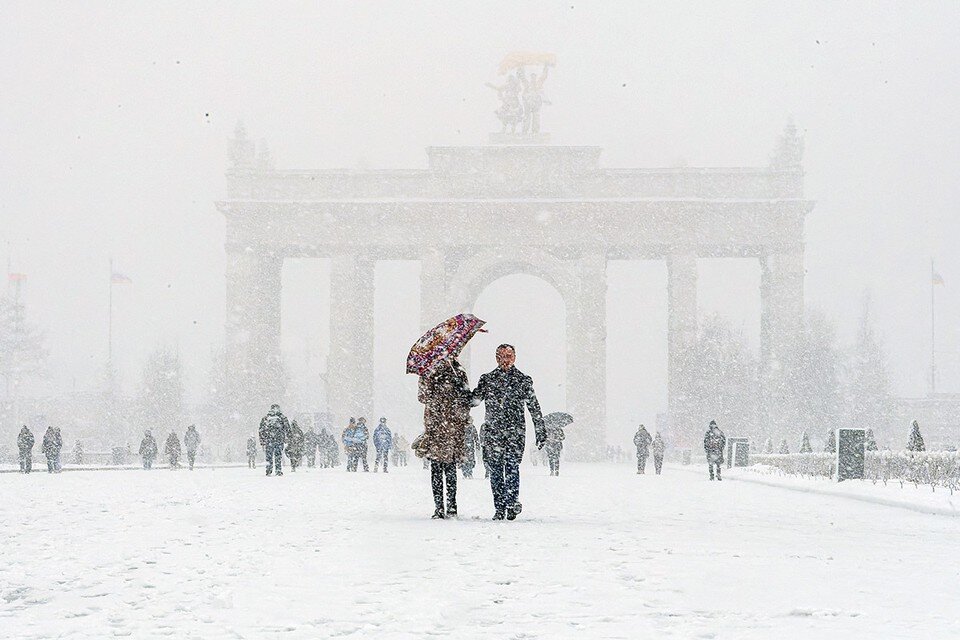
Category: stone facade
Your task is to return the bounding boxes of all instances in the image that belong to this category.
[218,124,812,457]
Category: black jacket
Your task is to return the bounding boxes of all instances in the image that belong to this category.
[471,366,545,462]
[259,410,291,446]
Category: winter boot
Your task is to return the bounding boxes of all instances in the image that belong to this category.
[432,508,445,519]
[506,503,523,521]
[492,510,506,521]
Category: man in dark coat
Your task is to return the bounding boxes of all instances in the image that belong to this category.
[259,404,291,476]
[286,420,305,471]
[652,432,666,475]
[471,344,546,521]
[164,432,182,468]
[42,426,63,473]
[139,430,158,469]
[303,427,318,468]
[633,424,652,474]
[17,426,35,473]
[373,417,392,473]
[703,420,726,481]
[183,425,201,470]
[355,417,370,472]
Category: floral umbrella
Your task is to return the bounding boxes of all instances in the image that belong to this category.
[406,314,486,376]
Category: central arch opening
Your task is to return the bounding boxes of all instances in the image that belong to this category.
[467,274,566,457]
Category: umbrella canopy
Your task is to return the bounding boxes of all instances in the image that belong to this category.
[498,51,557,75]
[544,412,574,428]
[406,314,486,376]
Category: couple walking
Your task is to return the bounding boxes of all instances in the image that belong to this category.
[416,343,545,521]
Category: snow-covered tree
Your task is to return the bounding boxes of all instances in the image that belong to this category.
[824,429,836,453]
[778,439,789,454]
[845,295,894,439]
[136,344,185,438]
[792,311,844,437]
[865,428,878,451]
[687,314,761,438]
[799,432,812,453]
[906,420,925,452]
[0,289,46,398]
[763,437,773,454]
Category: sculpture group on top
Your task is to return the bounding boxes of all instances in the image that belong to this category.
[486,52,555,137]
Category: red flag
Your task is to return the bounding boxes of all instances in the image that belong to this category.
[7,272,27,282]
[111,272,132,285]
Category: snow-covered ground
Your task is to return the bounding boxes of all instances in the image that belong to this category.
[2,462,958,639]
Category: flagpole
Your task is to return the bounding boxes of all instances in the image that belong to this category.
[108,257,113,370]
[930,258,936,395]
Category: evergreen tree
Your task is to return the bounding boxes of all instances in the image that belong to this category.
[865,428,878,451]
[799,432,812,453]
[825,429,836,453]
[763,437,773,454]
[778,439,790,454]
[907,420,925,452]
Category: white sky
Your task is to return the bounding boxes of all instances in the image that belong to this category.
[2,1,958,443]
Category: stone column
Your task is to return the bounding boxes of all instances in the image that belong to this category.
[760,249,805,369]
[759,248,805,437]
[565,252,607,460]
[225,249,284,431]
[666,252,699,447]
[327,254,375,426]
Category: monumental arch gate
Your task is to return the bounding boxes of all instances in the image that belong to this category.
[218,125,811,458]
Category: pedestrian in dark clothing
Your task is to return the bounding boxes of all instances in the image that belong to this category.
[165,432,182,469]
[633,425,652,474]
[42,427,63,473]
[54,428,63,471]
[355,417,370,472]
[184,425,201,470]
[471,344,546,521]
[342,418,360,472]
[704,420,726,481]
[544,423,565,476]
[246,436,257,468]
[417,356,471,519]
[17,426,35,473]
[652,432,665,475]
[303,428,318,468]
[139,430,158,469]
[460,418,481,479]
[287,420,305,471]
[373,417,392,473]
[74,440,84,465]
[316,428,333,467]
[259,404,291,476]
